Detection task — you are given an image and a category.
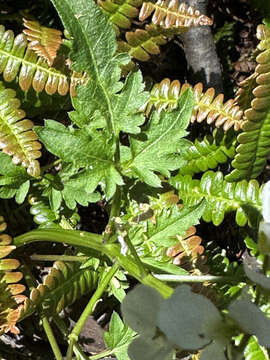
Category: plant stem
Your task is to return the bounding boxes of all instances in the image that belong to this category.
[30,254,88,262]
[14,229,174,298]
[153,274,246,283]
[124,235,148,278]
[42,316,63,360]
[66,263,119,360]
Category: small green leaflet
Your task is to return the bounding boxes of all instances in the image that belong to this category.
[103,312,136,360]
[122,89,194,187]
[146,202,205,246]
[35,120,123,199]
[244,336,269,360]
[0,151,30,204]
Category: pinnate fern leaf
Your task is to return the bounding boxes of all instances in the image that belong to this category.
[23,18,62,66]
[226,24,270,181]
[0,216,26,334]
[0,24,80,96]
[98,0,143,34]
[170,170,261,226]
[139,0,213,28]
[146,78,244,131]
[0,81,41,177]
[178,130,236,176]
[118,23,186,62]
[20,260,98,318]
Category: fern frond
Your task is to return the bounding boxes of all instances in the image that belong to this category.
[226,24,270,181]
[23,18,62,67]
[170,170,261,226]
[166,226,203,265]
[0,81,41,177]
[146,78,244,131]
[234,73,257,111]
[0,25,82,96]
[98,0,143,34]
[118,24,168,62]
[20,261,98,318]
[0,216,26,334]
[178,130,236,176]
[139,0,213,28]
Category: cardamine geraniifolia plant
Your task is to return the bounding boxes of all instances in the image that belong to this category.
[0,0,270,359]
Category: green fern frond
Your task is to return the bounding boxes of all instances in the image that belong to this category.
[0,25,82,96]
[178,130,236,176]
[170,170,261,226]
[98,0,143,34]
[139,0,213,28]
[226,24,270,181]
[234,73,257,111]
[145,79,244,131]
[0,81,41,177]
[20,260,98,318]
[0,216,26,334]
[118,24,168,62]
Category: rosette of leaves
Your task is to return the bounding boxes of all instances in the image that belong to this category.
[0,216,26,334]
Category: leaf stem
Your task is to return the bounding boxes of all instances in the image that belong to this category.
[67,263,119,360]
[153,274,246,283]
[42,316,63,360]
[30,254,88,262]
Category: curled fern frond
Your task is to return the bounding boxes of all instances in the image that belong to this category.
[28,194,60,228]
[170,170,261,226]
[0,81,41,177]
[23,18,62,67]
[0,25,81,96]
[20,261,98,317]
[146,78,244,131]
[139,0,213,28]
[178,130,236,176]
[226,24,270,181]
[0,216,26,334]
[98,0,143,34]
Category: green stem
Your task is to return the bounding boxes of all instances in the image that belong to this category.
[42,316,63,360]
[30,254,88,262]
[53,315,88,360]
[67,263,119,360]
[14,229,173,298]
[88,349,114,360]
[124,235,148,278]
[153,274,246,283]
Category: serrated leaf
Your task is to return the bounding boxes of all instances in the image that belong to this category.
[112,71,149,134]
[0,151,30,202]
[122,89,194,187]
[50,0,147,136]
[244,336,269,360]
[104,312,136,360]
[35,120,123,198]
[146,202,205,246]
